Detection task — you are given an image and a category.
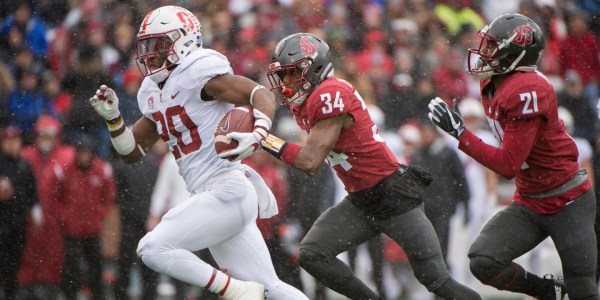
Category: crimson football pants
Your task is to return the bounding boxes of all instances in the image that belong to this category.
[469,189,598,299]
[298,200,481,300]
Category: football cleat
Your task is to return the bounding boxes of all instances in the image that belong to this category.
[222,279,265,300]
[540,274,567,300]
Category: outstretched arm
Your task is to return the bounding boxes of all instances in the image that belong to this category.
[261,114,348,176]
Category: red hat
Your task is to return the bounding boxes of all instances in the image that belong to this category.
[0,126,21,140]
[34,115,62,137]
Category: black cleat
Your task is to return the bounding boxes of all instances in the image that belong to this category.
[540,274,567,300]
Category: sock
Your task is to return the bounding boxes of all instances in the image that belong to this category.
[204,268,231,295]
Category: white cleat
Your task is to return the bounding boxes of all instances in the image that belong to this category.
[222,280,265,300]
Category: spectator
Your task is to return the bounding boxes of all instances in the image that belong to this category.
[115,68,142,122]
[450,98,499,284]
[111,141,160,300]
[559,10,600,117]
[0,61,16,127]
[59,134,115,300]
[0,126,37,300]
[434,0,485,36]
[558,107,594,187]
[0,2,48,59]
[556,70,596,145]
[432,49,470,102]
[19,115,73,300]
[7,66,54,138]
[62,43,112,157]
[352,29,395,97]
[411,123,470,265]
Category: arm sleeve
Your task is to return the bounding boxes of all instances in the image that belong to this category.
[458,117,545,179]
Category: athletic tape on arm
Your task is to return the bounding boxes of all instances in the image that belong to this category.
[111,126,137,155]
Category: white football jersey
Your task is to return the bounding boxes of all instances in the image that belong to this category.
[137,49,240,193]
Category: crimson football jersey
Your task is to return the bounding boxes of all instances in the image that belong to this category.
[290,77,399,192]
[458,71,589,213]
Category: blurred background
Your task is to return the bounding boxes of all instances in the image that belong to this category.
[0,0,599,299]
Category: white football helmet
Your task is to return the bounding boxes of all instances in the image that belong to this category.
[135,5,202,83]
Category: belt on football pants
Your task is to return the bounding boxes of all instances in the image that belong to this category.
[524,168,588,199]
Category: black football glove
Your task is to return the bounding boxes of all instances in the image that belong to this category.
[427,97,465,139]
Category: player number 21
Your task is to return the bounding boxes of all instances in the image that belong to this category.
[320,91,344,114]
[519,91,539,114]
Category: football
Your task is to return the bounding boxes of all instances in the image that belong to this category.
[214,105,255,161]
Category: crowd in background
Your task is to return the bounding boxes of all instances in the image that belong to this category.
[0,0,600,299]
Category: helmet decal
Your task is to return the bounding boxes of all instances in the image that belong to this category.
[512,25,535,47]
[176,11,197,32]
[300,36,318,57]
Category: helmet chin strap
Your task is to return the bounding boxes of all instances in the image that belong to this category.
[149,68,171,83]
[289,92,308,106]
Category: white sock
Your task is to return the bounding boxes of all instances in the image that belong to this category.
[204,268,231,295]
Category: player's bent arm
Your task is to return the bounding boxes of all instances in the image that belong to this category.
[109,116,160,164]
[207,73,277,162]
[204,73,276,120]
[262,115,346,176]
[458,117,544,179]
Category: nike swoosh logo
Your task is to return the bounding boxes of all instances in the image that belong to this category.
[220,114,231,132]
[171,91,180,99]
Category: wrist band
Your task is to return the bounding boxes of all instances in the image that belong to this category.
[107,118,124,132]
[280,142,301,166]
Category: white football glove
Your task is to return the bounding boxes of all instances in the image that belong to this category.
[218,128,267,162]
[89,85,121,121]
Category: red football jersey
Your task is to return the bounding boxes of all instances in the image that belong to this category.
[458,71,589,214]
[290,77,399,192]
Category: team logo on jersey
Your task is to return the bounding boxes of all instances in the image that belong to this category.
[147,96,154,109]
[512,25,535,46]
[300,36,318,57]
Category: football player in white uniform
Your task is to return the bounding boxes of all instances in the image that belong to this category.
[89,5,307,300]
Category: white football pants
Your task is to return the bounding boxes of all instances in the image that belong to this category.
[137,169,307,299]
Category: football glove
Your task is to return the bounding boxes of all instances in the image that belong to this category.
[89,85,121,121]
[218,128,268,162]
[427,97,465,139]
